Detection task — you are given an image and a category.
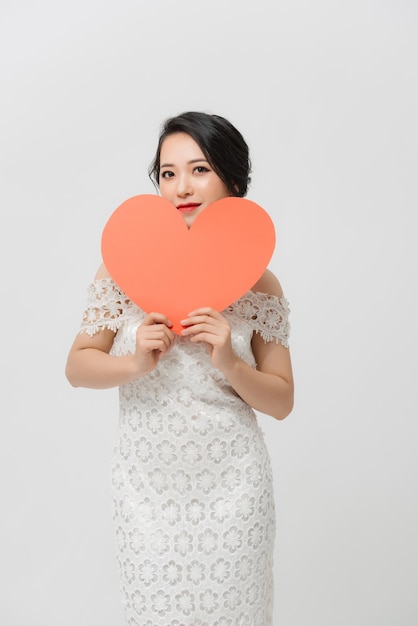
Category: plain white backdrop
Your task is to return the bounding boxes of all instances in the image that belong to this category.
[1,1,417,624]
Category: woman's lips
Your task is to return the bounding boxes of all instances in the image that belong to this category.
[177,203,201,213]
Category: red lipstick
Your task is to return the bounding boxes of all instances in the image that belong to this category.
[177,203,201,213]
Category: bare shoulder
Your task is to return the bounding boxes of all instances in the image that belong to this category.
[251,268,284,298]
[94,262,112,280]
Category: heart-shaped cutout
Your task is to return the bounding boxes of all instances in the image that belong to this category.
[101,194,275,334]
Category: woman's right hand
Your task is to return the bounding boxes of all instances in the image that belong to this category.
[133,313,175,375]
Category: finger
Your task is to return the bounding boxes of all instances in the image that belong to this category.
[142,312,173,327]
[181,314,226,329]
[150,338,172,353]
[142,323,175,338]
[188,331,223,345]
[138,322,174,341]
[138,327,172,344]
[137,328,174,351]
[184,307,223,319]
[138,338,171,354]
[181,323,225,338]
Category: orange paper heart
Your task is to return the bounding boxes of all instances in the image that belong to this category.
[101,194,275,334]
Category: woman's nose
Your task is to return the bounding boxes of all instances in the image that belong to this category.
[176,174,193,197]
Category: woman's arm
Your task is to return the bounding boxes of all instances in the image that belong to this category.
[65,265,174,389]
[219,329,293,420]
[66,313,175,389]
[180,269,294,420]
[65,327,141,389]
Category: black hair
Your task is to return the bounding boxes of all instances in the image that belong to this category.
[148,111,252,197]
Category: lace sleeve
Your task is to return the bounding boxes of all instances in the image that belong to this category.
[233,291,291,347]
[79,278,132,337]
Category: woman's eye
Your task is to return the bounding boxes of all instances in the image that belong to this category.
[161,170,174,179]
[194,166,209,174]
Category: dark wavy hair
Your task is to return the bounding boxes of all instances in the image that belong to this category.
[148,111,252,197]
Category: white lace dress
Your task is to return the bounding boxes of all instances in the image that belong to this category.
[79,278,290,626]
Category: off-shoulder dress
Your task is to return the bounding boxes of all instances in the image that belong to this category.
[79,278,290,626]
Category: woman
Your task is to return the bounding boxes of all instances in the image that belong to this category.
[66,111,294,625]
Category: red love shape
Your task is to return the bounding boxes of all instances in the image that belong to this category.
[101,195,276,334]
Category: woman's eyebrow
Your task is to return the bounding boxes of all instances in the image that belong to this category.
[160,158,209,168]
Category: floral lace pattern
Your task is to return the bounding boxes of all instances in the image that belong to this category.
[80,279,141,337]
[80,278,290,348]
[79,279,290,625]
[225,290,290,347]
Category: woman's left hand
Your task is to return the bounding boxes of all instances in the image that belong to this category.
[180,308,237,373]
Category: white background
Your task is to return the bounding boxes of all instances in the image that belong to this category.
[1,1,417,624]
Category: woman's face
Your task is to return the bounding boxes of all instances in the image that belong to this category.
[159,132,230,228]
